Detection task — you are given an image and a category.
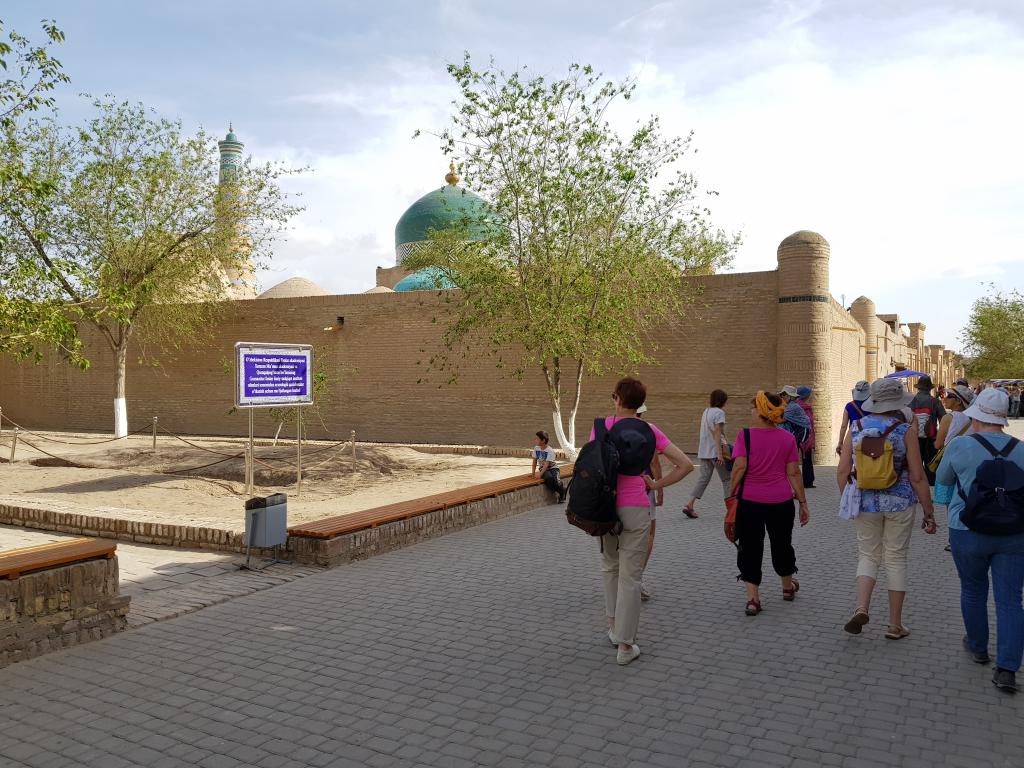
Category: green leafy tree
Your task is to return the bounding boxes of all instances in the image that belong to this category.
[0,18,80,363]
[0,18,67,128]
[0,98,304,436]
[407,57,738,455]
[961,287,1024,379]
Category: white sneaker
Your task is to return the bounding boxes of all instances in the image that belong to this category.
[607,629,617,646]
[616,644,641,665]
[640,582,651,602]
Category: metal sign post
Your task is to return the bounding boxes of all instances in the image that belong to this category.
[234,342,314,497]
[247,408,255,495]
[296,407,302,496]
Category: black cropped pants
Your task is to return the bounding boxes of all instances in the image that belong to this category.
[736,498,797,586]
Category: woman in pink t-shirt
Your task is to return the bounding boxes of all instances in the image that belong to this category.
[728,391,811,616]
[590,378,694,665]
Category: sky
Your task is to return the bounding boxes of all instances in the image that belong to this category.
[5,0,1023,351]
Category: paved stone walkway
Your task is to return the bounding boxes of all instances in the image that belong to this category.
[0,525,322,628]
[2,467,1024,767]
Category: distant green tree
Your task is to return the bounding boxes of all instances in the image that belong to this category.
[0,98,303,436]
[0,18,80,364]
[0,18,67,128]
[962,287,1024,379]
[408,56,738,455]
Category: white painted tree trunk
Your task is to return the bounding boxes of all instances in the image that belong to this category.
[552,410,579,461]
[114,398,127,438]
[113,342,128,438]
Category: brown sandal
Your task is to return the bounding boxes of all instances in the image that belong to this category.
[745,599,762,616]
[783,579,800,601]
[844,609,870,635]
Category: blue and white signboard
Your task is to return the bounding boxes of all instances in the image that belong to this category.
[235,342,314,408]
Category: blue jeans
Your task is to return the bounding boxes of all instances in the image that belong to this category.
[950,528,1024,671]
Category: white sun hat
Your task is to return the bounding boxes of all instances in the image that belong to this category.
[964,388,1009,427]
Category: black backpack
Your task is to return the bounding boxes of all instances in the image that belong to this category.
[958,434,1024,536]
[566,418,621,536]
[609,417,657,477]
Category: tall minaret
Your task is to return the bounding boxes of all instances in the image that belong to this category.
[218,125,256,298]
[219,123,244,184]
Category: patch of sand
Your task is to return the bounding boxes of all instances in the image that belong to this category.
[0,431,532,530]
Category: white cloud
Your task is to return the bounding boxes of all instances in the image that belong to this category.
[245,62,458,295]
[240,4,1022,351]
[611,8,1024,348]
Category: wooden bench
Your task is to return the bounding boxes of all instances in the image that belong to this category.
[0,538,117,580]
[288,466,574,540]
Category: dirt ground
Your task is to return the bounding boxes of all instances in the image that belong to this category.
[0,430,531,530]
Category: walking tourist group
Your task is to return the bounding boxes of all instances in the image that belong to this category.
[542,374,1024,696]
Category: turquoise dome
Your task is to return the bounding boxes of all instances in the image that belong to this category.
[393,267,456,292]
[394,178,492,255]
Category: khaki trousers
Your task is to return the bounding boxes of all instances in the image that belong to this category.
[854,506,916,591]
[602,506,651,645]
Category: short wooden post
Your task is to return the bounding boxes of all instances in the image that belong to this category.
[152,416,158,452]
[351,430,356,458]
[9,428,18,462]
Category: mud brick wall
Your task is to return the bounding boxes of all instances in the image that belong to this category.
[0,271,779,456]
[0,556,130,668]
[0,231,964,466]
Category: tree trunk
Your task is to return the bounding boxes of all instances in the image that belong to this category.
[552,409,577,462]
[113,341,128,438]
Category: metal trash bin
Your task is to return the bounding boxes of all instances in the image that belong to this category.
[244,493,288,549]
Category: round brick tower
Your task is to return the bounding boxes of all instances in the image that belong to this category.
[850,296,878,382]
[777,230,833,464]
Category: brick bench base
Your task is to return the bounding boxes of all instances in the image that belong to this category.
[288,482,556,566]
[1,555,130,668]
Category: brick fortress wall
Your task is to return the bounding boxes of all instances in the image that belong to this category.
[0,231,961,465]
[0,273,778,456]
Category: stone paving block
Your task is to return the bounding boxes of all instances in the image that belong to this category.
[3,477,1024,767]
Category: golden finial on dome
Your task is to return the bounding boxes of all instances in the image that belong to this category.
[444,161,459,186]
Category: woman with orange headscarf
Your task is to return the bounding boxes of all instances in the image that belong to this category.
[728,391,811,616]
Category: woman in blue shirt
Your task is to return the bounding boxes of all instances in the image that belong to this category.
[936,388,1024,693]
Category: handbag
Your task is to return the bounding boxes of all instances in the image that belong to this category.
[838,479,861,520]
[724,428,750,544]
[928,421,971,474]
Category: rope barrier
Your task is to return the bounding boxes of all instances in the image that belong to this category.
[163,452,245,474]
[0,416,150,444]
[15,437,89,466]
[1,415,357,494]
[302,442,353,471]
[157,426,241,458]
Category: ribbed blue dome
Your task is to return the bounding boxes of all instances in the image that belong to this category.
[393,267,456,292]
[395,184,493,252]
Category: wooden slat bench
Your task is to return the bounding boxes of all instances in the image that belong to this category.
[0,538,117,580]
[288,466,574,540]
